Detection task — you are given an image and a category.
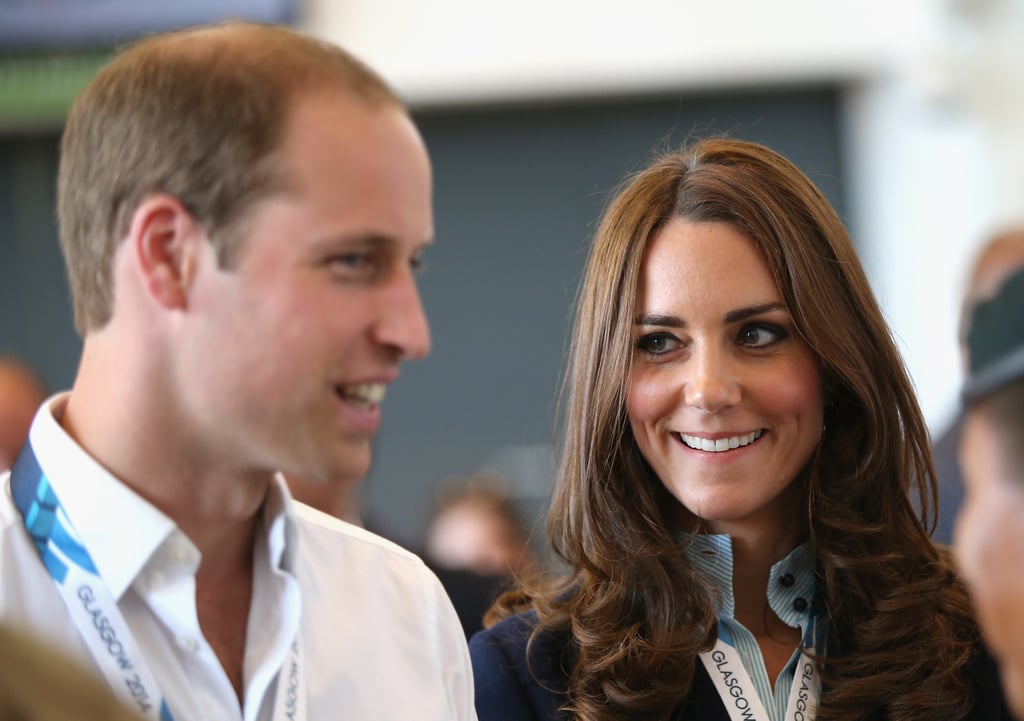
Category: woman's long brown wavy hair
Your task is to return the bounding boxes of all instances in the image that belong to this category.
[486,138,979,721]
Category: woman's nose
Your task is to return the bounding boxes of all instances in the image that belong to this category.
[682,345,741,413]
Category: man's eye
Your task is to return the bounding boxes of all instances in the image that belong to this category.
[636,333,678,355]
[738,324,785,348]
[330,253,369,269]
[326,252,383,279]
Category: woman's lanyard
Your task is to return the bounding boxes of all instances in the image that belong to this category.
[698,616,821,721]
[10,442,306,721]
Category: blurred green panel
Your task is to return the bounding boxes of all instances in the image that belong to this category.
[0,51,112,129]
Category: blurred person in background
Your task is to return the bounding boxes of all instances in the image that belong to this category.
[0,355,47,471]
[424,472,537,636]
[284,471,365,526]
[284,470,399,540]
[956,264,1024,719]
[932,227,1024,544]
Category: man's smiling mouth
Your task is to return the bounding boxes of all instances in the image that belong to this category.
[337,382,386,410]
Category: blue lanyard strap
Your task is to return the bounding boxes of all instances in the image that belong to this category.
[12,445,97,580]
[11,442,174,721]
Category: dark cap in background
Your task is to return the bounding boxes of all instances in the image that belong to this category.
[963,264,1024,404]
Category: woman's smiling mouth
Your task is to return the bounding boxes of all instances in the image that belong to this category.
[678,430,763,452]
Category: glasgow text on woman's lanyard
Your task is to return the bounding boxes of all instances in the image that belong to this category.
[10,442,306,721]
[698,615,822,721]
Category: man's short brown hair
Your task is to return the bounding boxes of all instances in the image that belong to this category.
[57,21,402,334]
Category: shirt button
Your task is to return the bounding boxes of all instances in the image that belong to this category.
[779,573,795,588]
[792,597,808,612]
[176,635,199,653]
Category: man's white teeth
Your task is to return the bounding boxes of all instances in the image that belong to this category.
[340,383,386,408]
[680,430,763,452]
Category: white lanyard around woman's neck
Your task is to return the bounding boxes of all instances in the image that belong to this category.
[698,615,822,721]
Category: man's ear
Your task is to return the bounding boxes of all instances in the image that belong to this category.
[127,194,206,311]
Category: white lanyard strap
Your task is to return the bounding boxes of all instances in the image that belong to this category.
[698,625,821,721]
[11,442,307,721]
[784,653,819,721]
[272,638,306,721]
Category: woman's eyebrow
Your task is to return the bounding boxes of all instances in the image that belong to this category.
[634,313,684,327]
[635,302,787,327]
[724,302,787,323]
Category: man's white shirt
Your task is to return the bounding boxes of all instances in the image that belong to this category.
[0,394,476,721]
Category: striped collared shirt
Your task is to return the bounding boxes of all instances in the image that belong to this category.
[685,534,817,721]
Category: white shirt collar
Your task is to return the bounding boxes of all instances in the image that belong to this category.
[25,393,300,599]
[265,473,299,576]
[27,393,176,599]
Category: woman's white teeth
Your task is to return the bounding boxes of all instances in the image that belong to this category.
[340,383,386,408]
[680,430,763,452]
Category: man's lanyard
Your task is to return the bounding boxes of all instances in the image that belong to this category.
[698,617,822,721]
[10,442,306,721]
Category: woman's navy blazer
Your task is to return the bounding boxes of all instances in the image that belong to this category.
[469,611,1009,721]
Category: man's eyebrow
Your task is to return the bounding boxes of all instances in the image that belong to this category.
[313,233,417,250]
[634,302,787,327]
[325,233,393,246]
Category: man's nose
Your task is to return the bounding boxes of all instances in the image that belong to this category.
[371,268,431,361]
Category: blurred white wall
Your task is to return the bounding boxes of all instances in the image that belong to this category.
[302,0,910,103]
[301,0,1023,435]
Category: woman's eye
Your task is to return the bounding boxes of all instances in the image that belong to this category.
[738,323,784,348]
[636,333,678,355]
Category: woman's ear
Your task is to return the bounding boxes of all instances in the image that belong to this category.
[127,194,205,311]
